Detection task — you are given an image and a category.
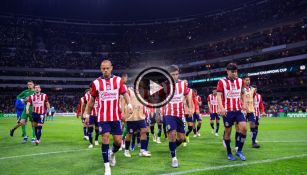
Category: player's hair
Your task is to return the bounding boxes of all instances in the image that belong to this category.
[168,65,179,73]
[89,82,93,88]
[226,63,238,71]
[101,59,112,66]
[34,84,40,88]
[85,89,90,93]
[27,80,34,84]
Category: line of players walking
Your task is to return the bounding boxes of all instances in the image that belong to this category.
[75,61,266,175]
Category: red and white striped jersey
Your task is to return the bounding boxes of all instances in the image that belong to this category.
[217,78,244,112]
[83,91,99,116]
[254,93,265,117]
[91,75,127,122]
[207,94,218,114]
[28,93,48,114]
[165,80,190,117]
[193,93,201,112]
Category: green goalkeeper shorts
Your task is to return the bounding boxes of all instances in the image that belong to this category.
[21,106,33,122]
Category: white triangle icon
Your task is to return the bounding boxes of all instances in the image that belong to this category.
[149,80,163,96]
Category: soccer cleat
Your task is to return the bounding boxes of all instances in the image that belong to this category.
[35,140,40,146]
[88,144,93,149]
[193,134,197,138]
[197,132,201,137]
[171,157,179,168]
[139,150,151,157]
[215,133,219,137]
[95,140,99,146]
[183,142,187,147]
[109,151,116,167]
[9,129,15,137]
[31,138,36,144]
[83,136,89,141]
[104,163,111,175]
[255,139,259,143]
[156,137,161,144]
[22,136,28,143]
[124,150,131,157]
[236,151,246,161]
[227,154,236,161]
[186,136,190,143]
[252,143,260,148]
[211,129,214,134]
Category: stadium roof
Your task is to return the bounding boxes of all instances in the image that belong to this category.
[1,0,254,21]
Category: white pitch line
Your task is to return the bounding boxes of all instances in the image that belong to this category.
[206,140,307,144]
[161,153,307,175]
[0,148,90,160]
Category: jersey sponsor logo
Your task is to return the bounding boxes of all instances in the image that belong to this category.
[226,89,241,99]
[33,100,44,107]
[99,90,119,101]
[170,94,183,103]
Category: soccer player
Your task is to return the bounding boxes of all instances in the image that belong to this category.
[253,87,266,144]
[217,63,247,161]
[165,65,193,168]
[76,95,88,140]
[192,89,202,137]
[48,106,56,121]
[207,89,220,136]
[26,85,50,145]
[10,80,35,143]
[122,87,151,157]
[120,73,129,151]
[84,60,132,175]
[83,83,100,148]
[183,82,194,146]
[15,99,24,126]
[242,76,260,148]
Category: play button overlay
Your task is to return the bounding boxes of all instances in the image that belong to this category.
[134,67,175,108]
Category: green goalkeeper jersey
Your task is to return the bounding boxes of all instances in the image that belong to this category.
[17,89,35,102]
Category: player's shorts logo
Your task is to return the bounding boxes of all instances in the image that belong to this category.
[225,122,229,127]
[99,126,103,133]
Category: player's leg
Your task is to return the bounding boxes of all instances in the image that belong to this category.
[215,115,220,136]
[34,113,45,145]
[255,116,260,143]
[157,123,162,144]
[165,116,179,168]
[81,117,88,140]
[149,115,156,142]
[162,116,167,139]
[176,117,186,148]
[195,114,202,136]
[235,123,239,149]
[209,113,215,134]
[87,116,95,148]
[223,112,235,160]
[99,122,112,174]
[249,114,260,148]
[139,120,151,157]
[184,115,193,146]
[136,130,141,148]
[94,122,99,146]
[9,110,23,137]
[124,121,133,157]
[109,121,123,167]
[235,111,247,161]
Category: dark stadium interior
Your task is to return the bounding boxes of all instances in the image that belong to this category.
[0,0,306,114]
